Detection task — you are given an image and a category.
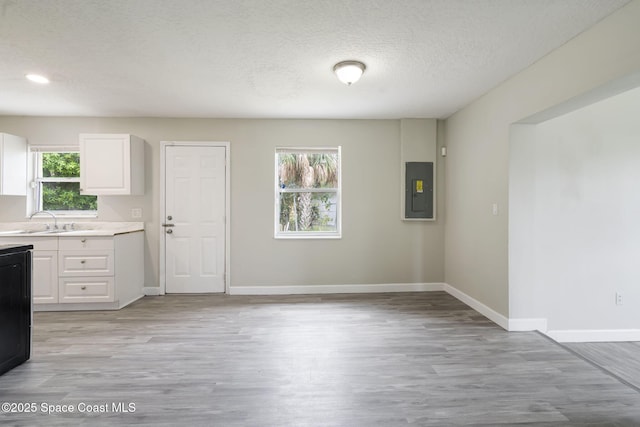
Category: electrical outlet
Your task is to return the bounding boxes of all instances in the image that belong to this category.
[616,292,623,306]
[492,203,499,216]
[131,208,142,219]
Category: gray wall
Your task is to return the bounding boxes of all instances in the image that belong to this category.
[0,118,444,289]
[444,0,640,317]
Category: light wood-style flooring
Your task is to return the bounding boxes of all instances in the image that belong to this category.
[1,292,639,426]
[565,341,640,392]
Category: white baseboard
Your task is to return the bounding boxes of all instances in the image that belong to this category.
[35,302,120,311]
[545,329,640,343]
[228,283,445,296]
[143,287,162,296]
[508,318,548,332]
[442,284,509,330]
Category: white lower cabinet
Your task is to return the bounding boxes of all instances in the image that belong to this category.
[29,238,58,304]
[58,236,116,303]
[0,237,58,304]
[33,251,58,303]
[0,231,144,310]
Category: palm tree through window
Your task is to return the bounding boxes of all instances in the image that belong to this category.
[275,147,341,238]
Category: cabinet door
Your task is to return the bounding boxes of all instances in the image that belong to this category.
[33,250,58,304]
[0,133,28,196]
[80,134,130,195]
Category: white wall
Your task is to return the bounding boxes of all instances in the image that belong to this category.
[510,87,640,332]
[444,0,640,317]
[0,118,444,290]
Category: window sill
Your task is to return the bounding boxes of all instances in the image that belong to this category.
[25,212,98,220]
[275,233,342,240]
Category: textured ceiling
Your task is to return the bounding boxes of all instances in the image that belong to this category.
[0,0,630,119]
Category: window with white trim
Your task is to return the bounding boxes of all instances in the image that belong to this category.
[275,147,341,238]
[29,148,97,216]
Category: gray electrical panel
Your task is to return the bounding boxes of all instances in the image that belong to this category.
[405,162,433,219]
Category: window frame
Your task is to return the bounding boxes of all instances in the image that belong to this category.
[28,146,98,218]
[274,146,342,239]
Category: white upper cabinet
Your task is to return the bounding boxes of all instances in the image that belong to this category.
[80,134,145,195]
[0,133,27,196]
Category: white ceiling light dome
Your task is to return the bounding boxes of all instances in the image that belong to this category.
[333,61,366,85]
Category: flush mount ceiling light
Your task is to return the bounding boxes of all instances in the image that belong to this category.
[25,73,50,84]
[333,60,366,85]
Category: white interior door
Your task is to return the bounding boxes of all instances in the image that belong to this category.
[164,145,226,293]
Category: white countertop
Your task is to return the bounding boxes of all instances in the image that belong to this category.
[0,222,144,237]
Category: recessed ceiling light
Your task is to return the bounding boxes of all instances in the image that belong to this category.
[25,74,50,84]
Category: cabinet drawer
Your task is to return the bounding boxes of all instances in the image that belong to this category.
[59,250,114,276]
[58,236,114,251]
[59,277,114,303]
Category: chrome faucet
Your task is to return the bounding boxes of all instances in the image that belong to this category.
[29,210,58,230]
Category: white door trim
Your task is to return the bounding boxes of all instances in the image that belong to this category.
[159,141,230,295]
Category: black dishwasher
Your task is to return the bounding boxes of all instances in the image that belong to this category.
[0,244,33,376]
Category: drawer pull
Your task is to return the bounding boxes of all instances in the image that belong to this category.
[81,286,87,290]
[81,238,87,243]
[80,260,86,264]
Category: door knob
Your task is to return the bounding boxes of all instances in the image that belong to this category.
[166,229,173,234]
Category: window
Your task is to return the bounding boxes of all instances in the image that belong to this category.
[30,150,97,216]
[275,147,341,238]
